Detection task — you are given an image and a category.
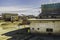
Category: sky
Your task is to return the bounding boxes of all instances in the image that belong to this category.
[0,0,60,16]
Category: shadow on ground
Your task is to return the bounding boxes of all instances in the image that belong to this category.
[2,28,60,40]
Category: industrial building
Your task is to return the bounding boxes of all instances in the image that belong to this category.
[39,3,60,19]
[2,13,18,21]
[29,3,60,34]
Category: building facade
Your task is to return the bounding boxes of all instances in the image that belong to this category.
[2,13,18,21]
[39,3,60,19]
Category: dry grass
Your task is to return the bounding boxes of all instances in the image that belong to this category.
[0,20,30,40]
[0,35,11,40]
[0,27,12,40]
[0,21,22,40]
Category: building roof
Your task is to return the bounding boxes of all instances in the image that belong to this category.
[28,19,60,21]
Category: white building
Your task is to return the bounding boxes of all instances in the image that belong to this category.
[29,19,60,34]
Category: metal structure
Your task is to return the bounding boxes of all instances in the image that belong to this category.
[39,3,60,19]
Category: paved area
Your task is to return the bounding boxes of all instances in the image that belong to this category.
[2,28,60,40]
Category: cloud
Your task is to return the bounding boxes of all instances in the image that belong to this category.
[0,6,19,11]
[0,6,41,16]
[19,8,41,16]
[41,0,60,5]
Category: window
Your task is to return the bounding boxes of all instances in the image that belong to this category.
[37,28,40,30]
[46,28,53,32]
[32,28,34,30]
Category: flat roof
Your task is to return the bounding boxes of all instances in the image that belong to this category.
[28,19,60,21]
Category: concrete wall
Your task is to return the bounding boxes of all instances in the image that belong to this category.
[29,20,60,34]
